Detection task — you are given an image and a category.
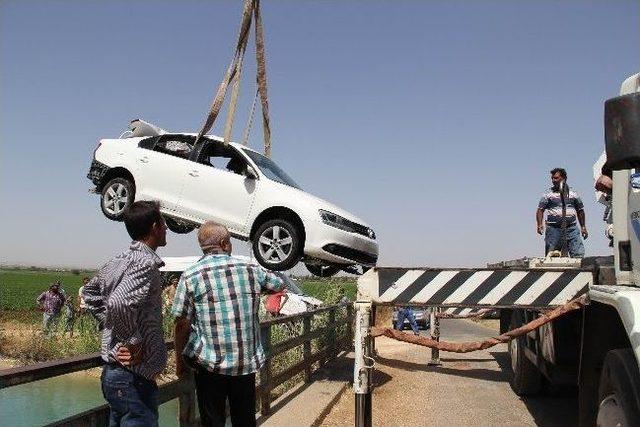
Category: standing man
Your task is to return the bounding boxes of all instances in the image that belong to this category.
[82,201,168,426]
[172,221,285,427]
[36,282,66,335]
[536,168,588,257]
[395,307,420,335]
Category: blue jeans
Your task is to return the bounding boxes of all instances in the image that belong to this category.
[101,364,159,427]
[395,308,420,334]
[545,223,584,258]
[42,312,60,334]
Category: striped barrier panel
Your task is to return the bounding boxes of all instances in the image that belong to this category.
[357,267,592,308]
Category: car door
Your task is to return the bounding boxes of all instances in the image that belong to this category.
[178,140,258,235]
[135,135,195,212]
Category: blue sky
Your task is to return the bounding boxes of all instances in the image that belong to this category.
[1,1,638,269]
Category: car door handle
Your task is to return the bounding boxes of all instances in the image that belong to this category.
[139,156,149,163]
[189,170,199,177]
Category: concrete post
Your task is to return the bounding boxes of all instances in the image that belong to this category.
[353,301,372,427]
[428,307,441,366]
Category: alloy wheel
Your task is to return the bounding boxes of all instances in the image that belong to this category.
[103,183,128,216]
[257,225,294,264]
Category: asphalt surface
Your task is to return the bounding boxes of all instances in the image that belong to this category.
[321,319,578,427]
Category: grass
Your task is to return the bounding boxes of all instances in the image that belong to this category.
[0,269,94,311]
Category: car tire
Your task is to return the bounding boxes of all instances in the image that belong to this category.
[508,309,543,396]
[100,177,134,221]
[165,217,195,234]
[305,263,341,277]
[252,219,302,271]
[596,349,640,426]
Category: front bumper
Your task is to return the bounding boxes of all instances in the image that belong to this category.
[304,220,379,266]
[87,160,110,186]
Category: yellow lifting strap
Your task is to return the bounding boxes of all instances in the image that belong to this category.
[196,0,272,158]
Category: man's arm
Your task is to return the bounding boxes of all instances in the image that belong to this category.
[174,316,190,378]
[82,275,106,326]
[578,209,588,239]
[536,209,545,235]
[106,261,157,346]
[171,276,193,378]
[36,292,45,308]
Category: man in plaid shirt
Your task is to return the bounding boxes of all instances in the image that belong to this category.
[172,221,285,427]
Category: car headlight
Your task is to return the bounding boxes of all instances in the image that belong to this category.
[319,210,376,240]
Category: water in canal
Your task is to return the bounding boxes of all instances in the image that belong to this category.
[1,371,180,426]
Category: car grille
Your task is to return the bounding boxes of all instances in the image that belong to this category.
[322,244,377,265]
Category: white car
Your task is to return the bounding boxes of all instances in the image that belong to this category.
[88,120,378,276]
[160,256,323,315]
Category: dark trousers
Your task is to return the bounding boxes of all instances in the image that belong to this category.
[194,367,256,427]
[101,364,158,427]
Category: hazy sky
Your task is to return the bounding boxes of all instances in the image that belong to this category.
[1,1,638,269]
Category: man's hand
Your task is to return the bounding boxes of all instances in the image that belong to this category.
[176,359,189,379]
[581,227,589,239]
[537,224,544,235]
[116,343,143,367]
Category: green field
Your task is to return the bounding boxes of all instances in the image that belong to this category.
[0,269,94,311]
[0,269,356,314]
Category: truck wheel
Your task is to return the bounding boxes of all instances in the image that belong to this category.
[508,310,543,396]
[100,177,134,221]
[596,349,640,426]
[252,219,302,271]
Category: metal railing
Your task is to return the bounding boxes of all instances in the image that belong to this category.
[0,303,353,426]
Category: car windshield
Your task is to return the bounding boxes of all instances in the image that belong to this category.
[242,149,300,189]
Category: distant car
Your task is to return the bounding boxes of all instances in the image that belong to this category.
[159,256,322,316]
[88,120,378,277]
[392,307,430,330]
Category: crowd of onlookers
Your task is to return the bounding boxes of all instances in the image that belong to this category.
[36,277,92,335]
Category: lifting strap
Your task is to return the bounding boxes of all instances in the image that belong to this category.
[197,0,272,157]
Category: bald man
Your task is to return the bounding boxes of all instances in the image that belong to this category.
[172,222,285,427]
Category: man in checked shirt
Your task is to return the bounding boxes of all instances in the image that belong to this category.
[82,201,168,426]
[172,221,285,427]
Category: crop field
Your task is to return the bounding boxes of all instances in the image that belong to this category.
[0,268,357,315]
[0,269,94,312]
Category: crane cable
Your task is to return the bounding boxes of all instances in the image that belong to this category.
[196,0,272,157]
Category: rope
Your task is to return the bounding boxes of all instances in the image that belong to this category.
[196,0,272,157]
[242,88,259,146]
[370,295,588,353]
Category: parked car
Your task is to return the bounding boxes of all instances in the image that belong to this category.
[88,120,378,277]
[392,307,430,330]
[159,256,323,316]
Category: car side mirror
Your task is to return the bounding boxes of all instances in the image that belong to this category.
[245,166,259,179]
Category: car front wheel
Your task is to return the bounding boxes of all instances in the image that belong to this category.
[252,219,302,271]
[101,177,134,221]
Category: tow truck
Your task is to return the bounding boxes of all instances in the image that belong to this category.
[352,73,640,426]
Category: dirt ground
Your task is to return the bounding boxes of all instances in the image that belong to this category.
[321,319,577,427]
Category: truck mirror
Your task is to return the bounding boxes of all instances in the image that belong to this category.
[245,166,259,179]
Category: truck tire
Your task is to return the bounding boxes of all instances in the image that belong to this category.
[508,310,543,396]
[596,349,640,426]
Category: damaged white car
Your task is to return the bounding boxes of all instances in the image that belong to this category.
[88,120,378,276]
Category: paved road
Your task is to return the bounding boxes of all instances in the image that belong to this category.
[322,319,578,427]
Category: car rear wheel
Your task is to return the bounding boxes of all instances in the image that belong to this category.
[165,217,195,234]
[252,219,302,271]
[305,263,341,277]
[101,177,134,221]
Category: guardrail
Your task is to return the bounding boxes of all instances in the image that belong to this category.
[0,303,353,426]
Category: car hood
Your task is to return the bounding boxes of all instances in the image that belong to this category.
[278,184,371,227]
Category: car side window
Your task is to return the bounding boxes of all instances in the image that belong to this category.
[198,141,248,176]
[154,135,195,160]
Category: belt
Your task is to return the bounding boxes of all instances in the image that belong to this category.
[547,221,577,228]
